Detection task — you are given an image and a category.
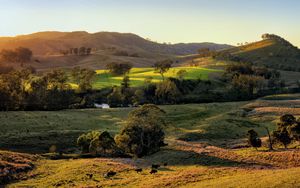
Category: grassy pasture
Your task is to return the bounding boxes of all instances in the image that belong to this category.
[91,67,221,89]
[2,94,300,187]
[0,101,274,153]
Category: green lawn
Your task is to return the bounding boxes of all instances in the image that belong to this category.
[92,67,221,89]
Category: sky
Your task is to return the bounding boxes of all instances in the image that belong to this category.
[0,0,299,46]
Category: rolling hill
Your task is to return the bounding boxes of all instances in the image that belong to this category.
[0,31,232,70]
[0,31,231,56]
[216,34,300,71]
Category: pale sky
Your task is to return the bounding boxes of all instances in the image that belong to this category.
[0,0,299,46]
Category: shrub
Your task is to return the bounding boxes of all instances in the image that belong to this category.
[247,129,262,150]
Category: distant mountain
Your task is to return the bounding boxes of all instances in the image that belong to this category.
[0,31,231,56]
[217,34,300,71]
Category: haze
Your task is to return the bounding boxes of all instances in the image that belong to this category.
[0,0,299,46]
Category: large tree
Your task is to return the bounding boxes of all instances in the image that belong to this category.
[71,67,96,92]
[115,104,166,157]
[154,59,173,80]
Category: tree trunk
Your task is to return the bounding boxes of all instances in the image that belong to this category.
[265,127,274,151]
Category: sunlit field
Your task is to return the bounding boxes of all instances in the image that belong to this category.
[92,67,221,89]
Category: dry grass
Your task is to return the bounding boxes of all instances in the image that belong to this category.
[6,141,300,187]
[0,151,38,185]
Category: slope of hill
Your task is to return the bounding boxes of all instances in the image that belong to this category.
[216,34,300,71]
[0,31,231,56]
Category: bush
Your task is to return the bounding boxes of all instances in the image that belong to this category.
[247,129,262,150]
[77,131,119,155]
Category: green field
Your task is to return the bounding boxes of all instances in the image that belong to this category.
[0,101,274,153]
[3,96,300,187]
[91,67,221,89]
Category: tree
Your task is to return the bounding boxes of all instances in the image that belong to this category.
[115,104,166,157]
[273,127,292,149]
[15,47,32,63]
[231,75,265,99]
[154,59,173,80]
[272,114,297,149]
[46,69,70,90]
[89,131,117,154]
[155,79,181,104]
[106,62,132,76]
[247,129,262,150]
[132,89,146,106]
[73,48,79,55]
[0,49,17,62]
[71,67,96,92]
[77,131,100,153]
[107,87,124,107]
[78,69,96,92]
[79,47,86,56]
[86,48,92,55]
[0,47,32,63]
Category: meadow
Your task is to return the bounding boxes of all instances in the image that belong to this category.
[92,67,221,89]
[0,101,271,154]
[2,94,300,187]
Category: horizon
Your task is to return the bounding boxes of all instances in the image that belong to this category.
[0,0,299,47]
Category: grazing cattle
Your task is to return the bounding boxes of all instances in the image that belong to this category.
[163,162,168,166]
[135,168,142,173]
[86,173,93,179]
[150,169,157,174]
[104,171,117,178]
[151,164,160,169]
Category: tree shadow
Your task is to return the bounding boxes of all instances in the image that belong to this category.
[143,148,272,168]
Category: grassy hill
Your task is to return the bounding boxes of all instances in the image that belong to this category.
[217,34,300,71]
[0,31,231,56]
[0,31,232,71]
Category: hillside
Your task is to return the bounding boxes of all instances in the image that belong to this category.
[217,34,300,71]
[0,31,232,71]
[0,31,231,56]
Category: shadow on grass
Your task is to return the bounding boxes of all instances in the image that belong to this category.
[144,148,270,168]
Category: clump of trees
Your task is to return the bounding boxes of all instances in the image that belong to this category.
[0,47,32,63]
[272,114,300,149]
[248,114,300,150]
[77,104,167,157]
[222,63,284,100]
[77,131,122,156]
[67,47,92,56]
[106,62,132,76]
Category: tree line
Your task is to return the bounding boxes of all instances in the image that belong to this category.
[97,61,289,107]
[60,47,92,56]
[0,67,96,111]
